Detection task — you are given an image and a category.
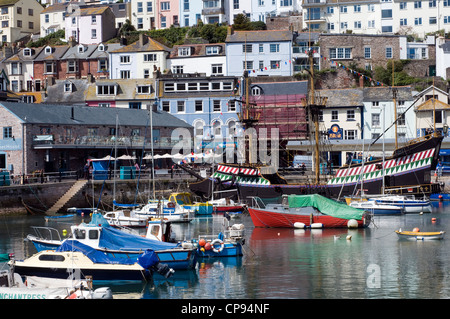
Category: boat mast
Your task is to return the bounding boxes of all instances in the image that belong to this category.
[303,48,327,184]
[392,60,398,149]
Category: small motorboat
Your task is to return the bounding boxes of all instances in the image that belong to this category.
[348,200,404,215]
[11,240,173,283]
[44,214,76,222]
[134,200,194,223]
[395,228,445,240]
[369,195,432,213]
[209,198,246,213]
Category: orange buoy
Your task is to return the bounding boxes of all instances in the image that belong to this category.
[432,218,437,222]
[412,227,420,232]
[204,242,211,250]
[199,239,206,247]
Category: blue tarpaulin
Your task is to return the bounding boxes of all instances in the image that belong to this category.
[92,161,109,180]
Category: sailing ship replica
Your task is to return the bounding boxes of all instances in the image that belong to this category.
[187,51,444,203]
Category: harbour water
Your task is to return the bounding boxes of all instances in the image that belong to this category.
[1,201,450,300]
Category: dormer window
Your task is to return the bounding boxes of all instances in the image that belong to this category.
[97,83,117,96]
[206,46,220,55]
[23,48,32,56]
[64,82,73,93]
[44,46,52,54]
[98,43,105,52]
[78,45,85,53]
[136,85,151,94]
[178,47,191,56]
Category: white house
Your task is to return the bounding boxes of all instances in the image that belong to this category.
[40,3,69,38]
[109,34,170,79]
[436,37,450,80]
[130,0,156,30]
[4,47,44,93]
[167,43,226,76]
[225,28,293,77]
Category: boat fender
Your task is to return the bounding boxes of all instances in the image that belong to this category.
[204,242,212,250]
[211,238,225,253]
[347,219,359,229]
[167,202,175,208]
[294,222,306,229]
[199,239,206,247]
[413,227,420,232]
[310,223,323,229]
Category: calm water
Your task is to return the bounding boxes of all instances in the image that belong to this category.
[2,202,450,300]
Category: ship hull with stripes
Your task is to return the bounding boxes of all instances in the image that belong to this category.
[189,134,444,202]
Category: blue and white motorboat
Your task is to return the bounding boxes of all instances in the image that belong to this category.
[348,200,404,215]
[133,199,194,223]
[11,240,171,283]
[368,195,432,213]
[26,214,197,271]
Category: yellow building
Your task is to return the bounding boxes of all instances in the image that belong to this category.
[0,0,43,44]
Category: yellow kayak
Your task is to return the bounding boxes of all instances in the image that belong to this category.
[395,230,445,240]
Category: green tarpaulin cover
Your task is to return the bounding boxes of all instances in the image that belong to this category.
[288,194,364,220]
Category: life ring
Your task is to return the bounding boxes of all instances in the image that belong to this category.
[211,238,225,253]
[167,202,175,208]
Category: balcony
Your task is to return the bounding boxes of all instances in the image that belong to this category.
[32,135,192,150]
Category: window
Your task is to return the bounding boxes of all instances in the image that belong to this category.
[120,70,130,79]
[398,113,406,125]
[354,4,361,12]
[206,46,220,55]
[429,0,436,6]
[445,16,450,24]
[400,1,407,9]
[368,20,375,28]
[347,109,355,120]
[162,101,170,112]
[212,64,223,75]
[234,0,239,9]
[386,47,393,58]
[11,62,21,75]
[3,127,12,139]
[17,7,21,14]
[195,122,204,137]
[161,16,166,28]
[144,69,150,78]
[177,101,185,112]
[161,2,170,10]
[415,17,422,25]
[327,6,334,13]
[97,84,117,95]
[172,65,183,74]
[64,82,73,93]
[99,103,111,108]
[242,44,252,53]
[213,100,221,112]
[23,48,32,56]
[137,18,143,29]
[400,18,407,26]
[270,60,280,69]
[147,1,153,12]
[178,47,191,56]
[137,2,143,13]
[91,29,97,39]
[414,1,422,8]
[45,14,49,23]
[91,16,96,24]
[120,55,130,64]
[228,100,236,112]
[28,8,33,16]
[328,23,335,31]
[98,59,107,71]
[381,9,392,18]
[67,60,78,73]
[367,4,375,11]
[429,16,437,24]
[136,85,151,94]
[340,6,347,13]
[372,113,380,126]
[45,62,54,74]
[243,61,253,70]
[28,22,34,29]
[195,100,203,112]
[364,47,371,59]
[270,44,280,53]
[1,21,8,28]
[330,110,338,121]
[341,22,348,29]
[345,130,357,140]
[329,48,352,59]
[144,54,157,62]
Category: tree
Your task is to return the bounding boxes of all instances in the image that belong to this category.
[233,14,252,30]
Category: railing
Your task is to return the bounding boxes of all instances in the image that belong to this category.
[32,134,192,149]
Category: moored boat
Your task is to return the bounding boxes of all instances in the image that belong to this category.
[10,240,165,283]
[395,229,445,240]
[369,195,432,213]
[103,209,148,227]
[348,199,404,215]
[248,194,372,228]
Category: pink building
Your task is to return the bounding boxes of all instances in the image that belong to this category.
[157,0,180,29]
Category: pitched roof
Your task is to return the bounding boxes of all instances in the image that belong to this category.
[80,6,110,16]
[61,44,98,60]
[41,3,69,13]
[34,45,69,61]
[84,79,156,101]
[319,88,363,107]
[0,0,19,7]
[226,30,293,43]
[0,101,192,128]
[364,86,413,102]
[111,36,171,53]
[416,98,450,111]
[169,43,225,59]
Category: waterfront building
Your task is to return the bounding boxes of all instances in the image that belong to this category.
[0,101,192,175]
[225,28,294,77]
[0,0,43,44]
[109,34,170,80]
[167,43,226,76]
[155,73,241,154]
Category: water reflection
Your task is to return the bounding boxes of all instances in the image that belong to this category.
[1,204,450,299]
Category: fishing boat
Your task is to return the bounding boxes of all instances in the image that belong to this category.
[10,240,167,283]
[395,228,445,240]
[0,268,113,299]
[348,199,404,215]
[26,214,197,271]
[168,192,213,216]
[369,195,432,213]
[248,194,372,228]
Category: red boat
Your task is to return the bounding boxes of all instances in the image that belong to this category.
[248,194,372,228]
[209,198,246,213]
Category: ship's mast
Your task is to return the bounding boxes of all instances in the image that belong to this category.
[303,48,327,184]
